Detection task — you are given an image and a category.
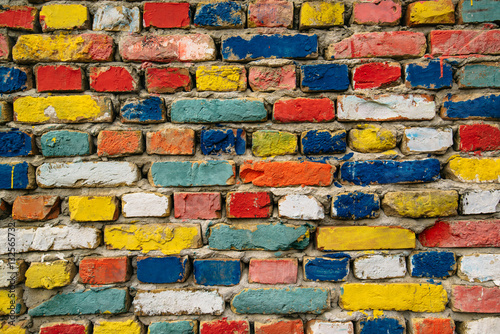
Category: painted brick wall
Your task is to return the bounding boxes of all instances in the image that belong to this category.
[0,0,499,333]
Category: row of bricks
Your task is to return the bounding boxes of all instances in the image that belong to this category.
[2,60,499,94]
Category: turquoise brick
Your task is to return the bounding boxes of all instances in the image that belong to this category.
[41,130,91,157]
[459,63,500,88]
[149,321,197,334]
[193,259,241,286]
[149,161,235,187]
[459,0,500,23]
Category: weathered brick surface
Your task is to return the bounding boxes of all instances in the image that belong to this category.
[25,260,76,289]
[352,62,401,89]
[143,2,190,28]
[79,256,130,285]
[0,6,37,31]
[12,195,60,221]
[248,0,294,28]
[35,65,84,92]
[249,258,298,284]
[145,67,192,93]
[89,66,138,92]
[146,128,194,155]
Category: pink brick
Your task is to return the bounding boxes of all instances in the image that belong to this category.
[248,0,294,28]
[0,34,10,61]
[146,67,192,93]
[248,258,298,284]
[451,285,500,313]
[431,30,500,56]
[249,65,296,92]
[174,192,221,219]
[419,220,500,248]
[352,0,402,25]
[353,62,401,89]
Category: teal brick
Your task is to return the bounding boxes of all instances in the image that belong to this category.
[459,0,500,23]
[41,130,91,157]
[149,321,197,334]
[459,63,500,88]
[149,161,235,187]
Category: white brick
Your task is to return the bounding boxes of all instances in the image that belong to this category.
[353,254,406,279]
[122,193,171,218]
[278,194,325,220]
[460,190,500,215]
[134,289,225,315]
[401,127,453,154]
[458,254,500,285]
[306,320,354,334]
[460,317,500,334]
[36,162,140,188]
[337,95,435,121]
[0,260,26,288]
[93,5,140,32]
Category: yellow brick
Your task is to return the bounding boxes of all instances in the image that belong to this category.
[406,0,455,26]
[340,283,448,312]
[13,96,112,124]
[94,318,142,334]
[40,4,89,30]
[25,260,76,289]
[196,65,247,91]
[104,223,202,254]
[252,130,297,157]
[69,196,119,222]
[348,124,396,153]
[445,156,500,183]
[0,288,25,316]
[316,226,415,251]
[0,322,27,334]
[382,190,458,218]
[300,2,344,28]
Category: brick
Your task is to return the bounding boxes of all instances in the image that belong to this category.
[326,31,426,59]
[352,0,402,25]
[382,190,458,218]
[209,223,310,251]
[0,199,9,219]
[40,321,90,334]
[0,131,35,157]
[460,190,500,215]
[301,130,346,154]
[338,94,435,121]
[231,287,328,314]
[14,95,112,124]
[196,65,246,91]
[451,285,500,313]
[121,97,165,123]
[35,65,84,92]
[41,130,91,157]
[143,2,190,28]
[149,321,197,334]
[137,256,189,283]
[405,0,455,26]
[97,130,143,157]
[0,34,9,61]
[69,196,119,222]
[405,60,453,89]
[134,289,224,315]
[459,0,500,23]
[120,34,215,62]
[359,318,405,334]
[411,318,455,334]
[255,319,303,334]
[410,251,456,278]
[93,5,140,32]
[149,161,235,187]
[273,98,335,122]
[300,63,349,92]
[317,226,415,251]
[222,34,318,61]
[445,156,499,183]
[174,192,221,219]
[353,62,401,89]
[249,258,298,284]
[419,220,500,248]
[194,259,241,286]
[340,159,441,185]
[0,260,26,287]
[201,320,249,334]
[122,193,171,218]
[430,30,500,56]
[171,98,267,123]
[456,124,500,152]
[306,320,353,334]
[12,195,59,221]
[240,161,334,187]
[442,93,500,120]
[331,192,380,220]
[36,162,140,188]
[194,1,245,28]
[104,223,202,254]
[0,101,12,123]
[348,125,396,153]
[79,256,130,285]
[13,34,112,63]
[459,63,500,88]
[249,64,296,92]
[89,66,138,92]
[353,254,406,280]
[0,6,37,31]
[200,129,246,155]
[0,66,31,93]
[248,0,294,28]
[252,130,297,156]
[0,288,24,316]
[226,192,272,218]
[40,4,89,31]
[401,127,453,154]
[0,162,35,190]
[458,254,500,284]
[459,318,500,334]
[340,283,447,312]
[300,2,344,28]
[94,318,142,334]
[25,260,76,289]
[146,67,192,93]
[0,322,27,334]
[304,256,349,282]
[278,194,324,220]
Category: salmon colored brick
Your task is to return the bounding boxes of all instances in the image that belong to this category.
[174,192,222,219]
[146,128,195,155]
[79,256,131,285]
[146,67,192,93]
[35,65,84,92]
[12,195,60,221]
[451,285,500,313]
[430,30,500,56]
[143,2,190,28]
[273,98,335,122]
[89,66,138,92]
[352,0,402,25]
[97,130,143,157]
[249,258,298,284]
[226,192,272,218]
[419,220,500,248]
[255,319,304,334]
[0,34,9,61]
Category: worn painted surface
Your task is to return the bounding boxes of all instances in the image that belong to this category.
[441,93,500,120]
[252,130,297,156]
[459,63,500,88]
[36,64,83,92]
[301,130,346,154]
[430,29,500,56]
[248,0,294,28]
[69,196,119,222]
[121,97,165,123]
[419,220,500,248]
[411,318,454,334]
[143,2,190,28]
[25,260,76,289]
[122,193,171,218]
[278,194,325,220]
[196,65,247,91]
[303,256,349,282]
[40,322,89,334]
[226,192,272,218]
[405,61,453,89]
[79,256,130,285]
[300,2,344,28]
[194,1,244,28]
[0,162,34,190]
[149,161,235,187]
[93,319,142,334]
[0,288,24,315]
[402,127,453,154]
[0,5,37,30]
[39,4,88,30]
[274,98,335,122]
[352,0,402,25]
[410,251,456,278]
[461,190,500,215]
[353,62,401,89]
[0,131,34,157]
[194,259,241,286]
[300,64,349,92]
[382,190,458,218]
[0,66,29,93]
[459,317,500,334]
[331,192,380,220]
[249,65,296,91]
[146,128,194,155]
[200,129,246,155]
[353,254,406,280]
[149,321,197,334]
[306,320,353,334]
[255,319,303,334]
[445,156,500,183]
[349,125,396,153]
[249,258,298,284]
[406,0,455,26]
[359,318,404,334]
[451,285,500,313]
[146,67,192,93]
[90,66,137,92]
[0,260,26,288]
[201,319,249,334]
[459,0,500,23]
[41,130,91,157]
[137,256,188,284]
[458,254,500,284]
[457,124,500,152]
[174,192,221,219]
[93,5,140,32]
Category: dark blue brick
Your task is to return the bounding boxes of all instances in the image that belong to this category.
[0,67,29,93]
[200,129,246,155]
[301,129,346,155]
[137,256,189,284]
[405,61,453,89]
[194,1,244,28]
[304,256,349,282]
[300,64,349,91]
[0,162,33,189]
[193,259,241,286]
[360,318,405,334]
[410,251,456,278]
[442,93,500,120]
[121,97,165,123]
[0,131,34,157]
[331,192,380,220]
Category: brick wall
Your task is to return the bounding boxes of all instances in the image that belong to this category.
[0,0,499,333]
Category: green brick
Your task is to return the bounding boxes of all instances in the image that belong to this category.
[149,161,236,187]
[41,130,91,157]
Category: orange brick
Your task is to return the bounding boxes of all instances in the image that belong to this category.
[255,319,304,334]
[146,128,195,155]
[97,130,143,157]
[12,195,60,221]
[79,256,130,285]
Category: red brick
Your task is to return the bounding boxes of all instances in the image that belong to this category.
[0,199,10,219]
[411,318,455,334]
[79,256,130,285]
[97,130,143,157]
[40,321,90,334]
[0,6,37,31]
[249,65,296,92]
[12,195,60,221]
[352,0,402,25]
[451,285,500,313]
[249,258,298,284]
[35,65,84,92]
[0,34,10,61]
[430,30,500,56]
[89,66,138,92]
[457,124,500,152]
[146,67,192,93]
[226,192,272,218]
[146,128,195,155]
[255,319,304,334]
[174,192,221,219]
[248,0,294,28]
[201,319,250,334]
[353,62,401,89]
[273,98,335,123]
[143,2,190,29]
[419,220,500,248]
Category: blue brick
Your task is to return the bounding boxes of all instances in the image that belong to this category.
[193,259,241,286]
[194,1,244,28]
[301,129,346,155]
[137,256,189,284]
[200,129,246,155]
[300,64,349,91]
[459,0,500,23]
[41,130,91,157]
[459,63,500,88]
[360,318,405,334]
[405,61,453,89]
[304,256,349,282]
[340,159,441,186]
[0,162,33,189]
[410,251,456,278]
[149,321,197,334]
[0,131,34,157]
[0,66,29,93]
[222,34,318,61]
[442,93,500,120]
[331,192,380,219]
[121,97,165,123]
